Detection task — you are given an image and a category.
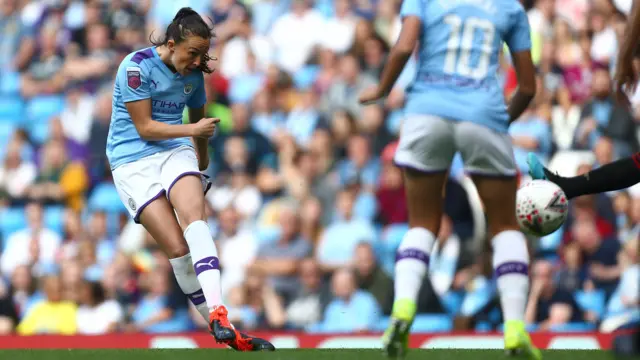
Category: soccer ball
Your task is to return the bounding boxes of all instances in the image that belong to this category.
[516,180,569,237]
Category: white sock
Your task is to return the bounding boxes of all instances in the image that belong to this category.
[169,253,209,321]
[184,220,223,310]
[492,230,530,322]
[394,227,436,303]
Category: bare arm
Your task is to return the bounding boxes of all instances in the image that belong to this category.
[614,2,640,104]
[188,106,211,171]
[377,16,421,97]
[508,50,537,124]
[126,99,202,141]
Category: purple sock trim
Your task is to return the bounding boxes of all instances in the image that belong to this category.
[494,261,528,277]
[395,248,430,265]
[194,256,220,276]
[187,289,206,306]
[166,171,203,201]
[133,190,166,224]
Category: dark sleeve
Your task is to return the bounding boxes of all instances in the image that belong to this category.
[0,297,18,324]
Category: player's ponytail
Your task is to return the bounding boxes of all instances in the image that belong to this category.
[149,7,216,73]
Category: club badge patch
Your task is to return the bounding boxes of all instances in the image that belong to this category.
[184,83,193,95]
[127,67,141,89]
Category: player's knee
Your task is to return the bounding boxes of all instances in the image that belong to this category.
[166,244,190,259]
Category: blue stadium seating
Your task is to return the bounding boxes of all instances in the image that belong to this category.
[575,289,606,319]
[44,206,65,237]
[0,96,25,121]
[548,322,597,332]
[87,182,127,213]
[497,323,539,332]
[459,278,495,316]
[376,314,453,333]
[440,291,464,315]
[0,71,21,95]
[25,95,65,124]
[0,207,26,250]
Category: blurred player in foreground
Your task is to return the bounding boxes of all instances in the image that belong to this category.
[106,7,274,351]
[527,1,640,199]
[359,0,539,358]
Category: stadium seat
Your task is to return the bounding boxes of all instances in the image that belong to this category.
[548,322,596,332]
[293,65,320,90]
[474,321,493,332]
[440,291,464,315]
[376,315,454,333]
[575,290,606,319]
[44,206,65,237]
[537,224,565,255]
[411,314,453,333]
[0,71,21,95]
[380,223,409,275]
[25,95,65,124]
[497,323,538,332]
[459,277,495,316]
[29,120,51,144]
[0,96,25,121]
[87,182,127,213]
[0,207,27,250]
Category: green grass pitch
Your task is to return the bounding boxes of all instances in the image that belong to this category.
[0,349,619,360]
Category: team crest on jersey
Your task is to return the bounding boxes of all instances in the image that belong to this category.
[128,198,137,211]
[127,67,141,90]
[184,83,193,95]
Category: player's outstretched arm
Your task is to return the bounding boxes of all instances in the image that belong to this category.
[125,99,217,140]
[614,1,640,104]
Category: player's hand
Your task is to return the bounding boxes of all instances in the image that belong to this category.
[192,118,220,138]
[358,86,384,105]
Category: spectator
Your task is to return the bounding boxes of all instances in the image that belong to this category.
[226,267,286,330]
[251,202,313,301]
[573,218,621,298]
[0,141,37,204]
[321,0,357,53]
[316,189,377,272]
[573,68,637,157]
[336,134,381,192]
[320,53,376,119]
[556,243,587,293]
[214,207,258,298]
[76,280,123,334]
[128,269,191,333]
[0,202,62,277]
[0,0,36,71]
[19,22,65,98]
[375,141,407,225]
[27,139,89,211]
[269,0,324,73]
[600,237,639,332]
[312,267,381,332]
[17,275,77,335]
[10,265,43,319]
[352,242,393,314]
[285,258,330,329]
[510,103,552,175]
[525,260,584,330]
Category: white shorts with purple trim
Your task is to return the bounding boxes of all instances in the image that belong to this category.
[394,115,518,177]
[112,145,212,223]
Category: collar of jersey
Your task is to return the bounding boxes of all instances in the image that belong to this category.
[151,46,183,80]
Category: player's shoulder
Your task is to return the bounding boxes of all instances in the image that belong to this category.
[118,47,157,74]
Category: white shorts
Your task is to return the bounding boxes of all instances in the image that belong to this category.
[112,146,212,223]
[394,115,517,177]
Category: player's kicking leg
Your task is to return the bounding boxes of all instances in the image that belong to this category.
[458,123,540,359]
[168,173,275,351]
[527,152,640,199]
[386,115,454,358]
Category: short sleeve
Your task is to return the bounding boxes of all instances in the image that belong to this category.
[119,62,151,103]
[400,0,422,19]
[187,72,207,108]
[504,5,532,53]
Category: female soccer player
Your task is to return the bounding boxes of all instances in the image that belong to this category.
[106,8,274,351]
[360,0,539,358]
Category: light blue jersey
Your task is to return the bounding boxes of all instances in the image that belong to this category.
[401,0,531,133]
[106,47,206,169]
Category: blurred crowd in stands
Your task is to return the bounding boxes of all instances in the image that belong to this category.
[0,0,638,336]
